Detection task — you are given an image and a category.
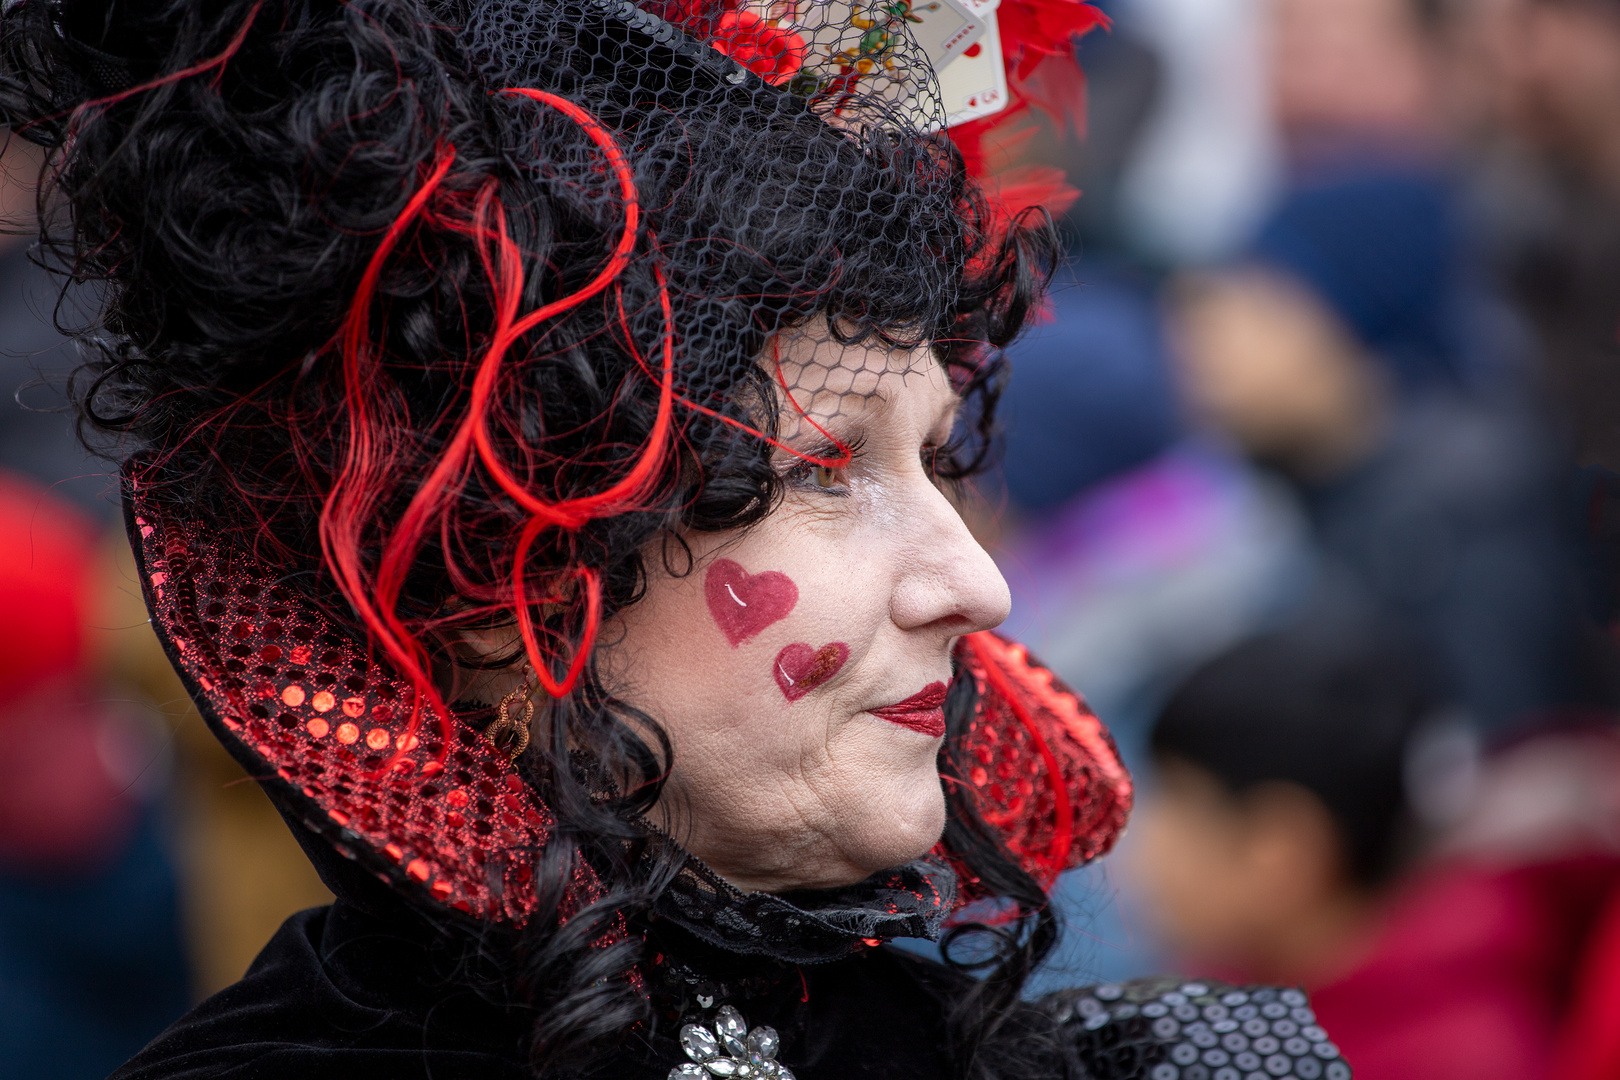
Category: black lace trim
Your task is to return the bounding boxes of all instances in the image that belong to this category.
[648,838,956,964]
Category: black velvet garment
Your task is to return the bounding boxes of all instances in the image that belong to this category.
[110,812,975,1080]
[111,901,980,1080]
[118,787,983,1080]
[111,903,538,1080]
[111,817,1354,1080]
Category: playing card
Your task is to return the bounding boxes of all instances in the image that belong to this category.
[936,10,1008,127]
[736,0,1011,131]
[774,0,988,70]
[903,0,989,66]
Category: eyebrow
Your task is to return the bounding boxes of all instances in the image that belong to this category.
[786,397,958,468]
[779,379,892,447]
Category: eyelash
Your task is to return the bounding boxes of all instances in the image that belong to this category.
[785,439,865,496]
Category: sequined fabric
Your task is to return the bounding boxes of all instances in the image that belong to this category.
[128,478,578,925]
[1050,979,1353,1080]
[950,632,1133,894]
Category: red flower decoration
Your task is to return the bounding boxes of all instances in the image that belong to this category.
[710,10,807,86]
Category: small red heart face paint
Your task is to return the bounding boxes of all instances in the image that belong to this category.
[774,641,849,702]
[705,558,800,647]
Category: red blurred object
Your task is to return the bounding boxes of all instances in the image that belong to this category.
[0,470,92,703]
[997,0,1108,83]
[1307,855,1620,1080]
[0,676,144,871]
[1550,868,1620,1080]
[710,10,807,85]
[0,470,138,870]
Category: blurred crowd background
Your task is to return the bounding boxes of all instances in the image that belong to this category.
[993,1,1620,1076]
[0,126,333,1079]
[7,0,1620,1077]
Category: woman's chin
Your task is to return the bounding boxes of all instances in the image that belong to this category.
[841,782,949,880]
[722,781,947,894]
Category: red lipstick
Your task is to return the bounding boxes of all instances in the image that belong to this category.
[869,681,948,738]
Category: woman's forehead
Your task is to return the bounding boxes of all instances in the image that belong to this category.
[774,329,951,434]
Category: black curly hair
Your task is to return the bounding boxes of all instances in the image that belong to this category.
[0,0,1069,1075]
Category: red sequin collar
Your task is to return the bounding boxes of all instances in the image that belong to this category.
[128,478,1130,930]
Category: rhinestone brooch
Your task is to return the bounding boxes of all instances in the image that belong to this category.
[669,1005,794,1079]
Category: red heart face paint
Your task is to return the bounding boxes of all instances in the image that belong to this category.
[705,558,799,647]
[774,641,849,702]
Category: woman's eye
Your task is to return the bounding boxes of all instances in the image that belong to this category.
[786,460,849,494]
[784,440,862,494]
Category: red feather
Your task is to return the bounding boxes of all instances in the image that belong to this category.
[999,0,1109,79]
[950,0,1108,230]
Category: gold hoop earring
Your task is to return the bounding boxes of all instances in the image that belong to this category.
[486,668,534,762]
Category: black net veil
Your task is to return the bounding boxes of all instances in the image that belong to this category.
[451,0,982,478]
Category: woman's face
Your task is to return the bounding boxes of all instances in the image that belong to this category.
[599,331,1011,894]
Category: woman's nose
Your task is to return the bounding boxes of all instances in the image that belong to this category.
[888,481,1011,637]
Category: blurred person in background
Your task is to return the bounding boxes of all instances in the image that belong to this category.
[1416,3,1620,1075]
[1170,170,1597,736]
[1002,0,1576,756]
[1171,0,1617,738]
[1136,594,1620,1080]
[994,277,1314,986]
[992,0,1620,1013]
[1270,0,1444,168]
[1425,0,1620,683]
[1425,0,1620,472]
[0,470,190,1077]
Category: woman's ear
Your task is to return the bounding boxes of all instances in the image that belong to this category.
[436,615,528,706]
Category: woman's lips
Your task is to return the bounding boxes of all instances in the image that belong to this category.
[868,680,948,738]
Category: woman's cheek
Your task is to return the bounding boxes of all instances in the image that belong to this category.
[702,557,799,646]
[818,719,949,869]
[700,551,870,706]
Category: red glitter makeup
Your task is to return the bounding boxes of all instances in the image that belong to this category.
[869,681,948,737]
[705,558,799,647]
[774,641,848,701]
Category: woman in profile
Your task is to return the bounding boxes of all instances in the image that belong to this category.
[0,0,1349,1077]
